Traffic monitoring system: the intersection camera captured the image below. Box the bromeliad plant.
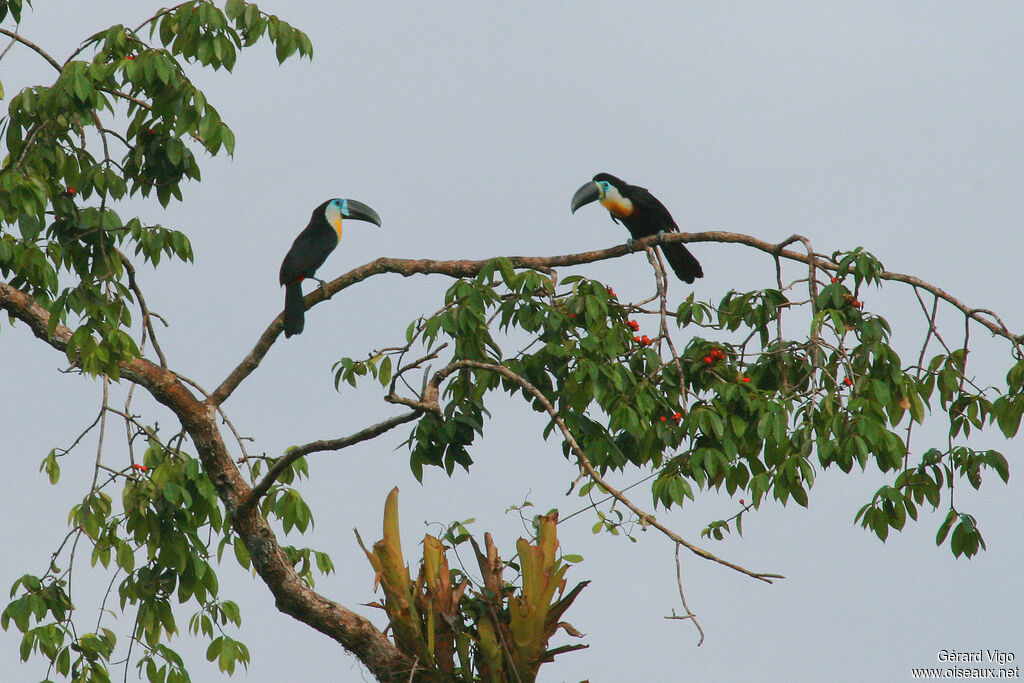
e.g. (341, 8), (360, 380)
(357, 488), (587, 682)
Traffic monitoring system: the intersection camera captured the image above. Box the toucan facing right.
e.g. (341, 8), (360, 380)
(279, 198), (381, 337)
(571, 173), (703, 283)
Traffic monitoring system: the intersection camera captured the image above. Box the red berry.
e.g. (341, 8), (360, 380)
(237, 457), (244, 463)
(740, 499), (745, 505)
(633, 335), (641, 343)
(672, 412), (682, 420)
(741, 377), (751, 383)
(606, 286), (616, 297)
(659, 416), (667, 422)
(568, 313), (576, 319)
(843, 376), (853, 387)
(140, 466), (148, 472)
(703, 356), (712, 364)
(641, 335), (651, 345)
(131, 464), (141, 470)
(830, 277), (838, 283)
(66, 186), (76, 195)
(125, 55), (135, 61)
(628, 320), (639, 331)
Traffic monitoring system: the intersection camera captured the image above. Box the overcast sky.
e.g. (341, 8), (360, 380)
(3, 2), (1023, 681)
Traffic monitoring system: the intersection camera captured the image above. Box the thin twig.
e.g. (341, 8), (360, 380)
(98, 87), (154, 111)
(559, 471), (659, 524)
(0, 34), (18, 61)
(664, 543), (705, 646)
(422, 360), (784, 583)
(116, 249), (167, 368)
(244, 411), (422, 509)
(0, 27), (62, 71)
(774, 253), (789, 389)
(644, 245), (688, 405)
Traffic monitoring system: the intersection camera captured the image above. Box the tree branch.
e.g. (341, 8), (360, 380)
(665, 543), (705, 646)
(0, 280), (433, 683)
(414, 358), (784, 584)
(244, 411), (421, 509)
(116, 249), (167, 368)
(0, 27), (63, 72)
(210, 231), (1023, 409)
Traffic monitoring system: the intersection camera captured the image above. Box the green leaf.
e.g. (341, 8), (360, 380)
(936, 509), (956, 545)
(39, 449), (60, 485)
(233, 536), (251, 569)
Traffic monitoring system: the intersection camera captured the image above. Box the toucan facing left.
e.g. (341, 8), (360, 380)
(571, 173), (703, 284)
(279, 198), (381, 337)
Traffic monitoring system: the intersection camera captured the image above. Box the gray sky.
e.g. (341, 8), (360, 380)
(3, 2), (1023, 681)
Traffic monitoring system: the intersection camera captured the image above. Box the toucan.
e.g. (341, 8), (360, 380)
(570, 173), (703, 283)
(279, 198), (381, 337)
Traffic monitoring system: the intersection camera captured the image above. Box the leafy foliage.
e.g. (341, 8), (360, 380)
(3, 3), (1022, 683)
(4, 418), (333, 682)
(0, 1), (311, 376)
(337, 253), (1020, 559)
(0, 3), (322, 681)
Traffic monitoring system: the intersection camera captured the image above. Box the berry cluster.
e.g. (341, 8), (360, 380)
(633, 334), (653, 346)
(131, 463), (148, 473)
(702, 348), (726, 365)
(658, 411), (683, 424)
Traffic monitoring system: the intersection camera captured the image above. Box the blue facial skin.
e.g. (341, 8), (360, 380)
(330, 198), (349, 217)
(597, 180), (611, 198)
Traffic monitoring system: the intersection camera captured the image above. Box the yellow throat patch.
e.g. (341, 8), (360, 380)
(600, 196), (634, 219)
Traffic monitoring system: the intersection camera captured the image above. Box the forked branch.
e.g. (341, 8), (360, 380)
(408, 358), (785, 584)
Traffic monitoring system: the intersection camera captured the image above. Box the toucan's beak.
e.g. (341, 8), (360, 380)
(344, 199), (381, 227)
(570, 181), (601, 213)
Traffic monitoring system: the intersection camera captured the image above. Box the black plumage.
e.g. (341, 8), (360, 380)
(279, 198), (380, 337)
(574, 173), (703, 284)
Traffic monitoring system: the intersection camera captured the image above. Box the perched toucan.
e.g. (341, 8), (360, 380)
(279, 198), (381, 337)
(570, 173), (703, 283)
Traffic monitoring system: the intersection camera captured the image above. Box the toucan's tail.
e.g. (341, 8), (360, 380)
(660, 242), (703, 284)
(283, 281), (305, 337)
